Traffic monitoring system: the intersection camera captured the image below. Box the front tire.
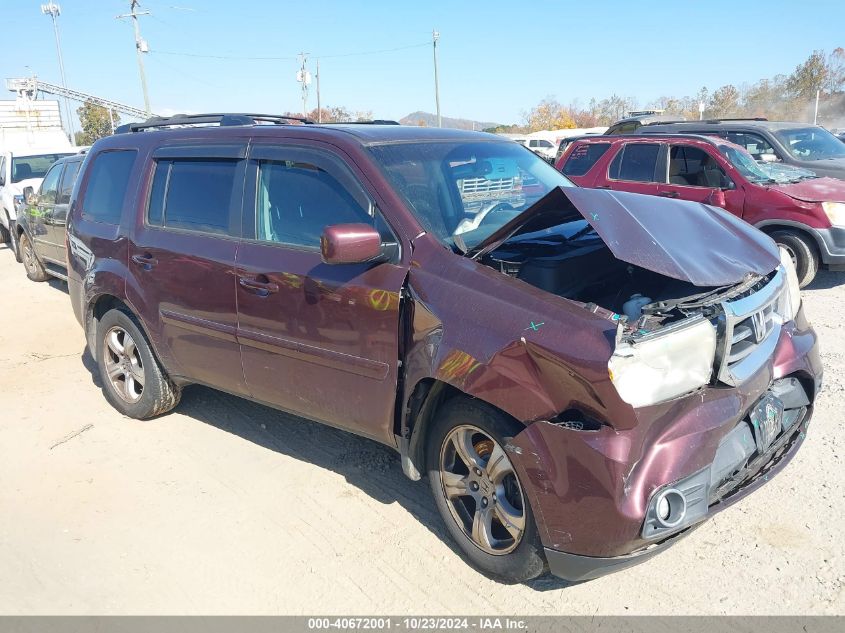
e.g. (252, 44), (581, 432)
(95, 308), (181, 419)
(20, 233), (50, 282)
(771, 230), (818, 288)
(426, 397), (547, 583)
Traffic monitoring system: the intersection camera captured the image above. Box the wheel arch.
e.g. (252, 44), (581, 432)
(85, 294), (172, 381)
(400, 377), (525, 481)
(755, 220), (822, 258)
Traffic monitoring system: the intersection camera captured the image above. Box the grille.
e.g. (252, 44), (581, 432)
(459, 176), (517, 196)
(717, 267), (786, 386)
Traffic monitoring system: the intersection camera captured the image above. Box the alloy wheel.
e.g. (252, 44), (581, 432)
(103, 326), (145, 403)
(438, 424), (526, 555)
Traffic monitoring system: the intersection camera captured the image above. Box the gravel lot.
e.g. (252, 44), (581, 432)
(0, 242), (842, 615)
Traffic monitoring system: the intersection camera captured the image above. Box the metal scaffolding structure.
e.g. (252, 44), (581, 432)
(6, 77), (154, 120)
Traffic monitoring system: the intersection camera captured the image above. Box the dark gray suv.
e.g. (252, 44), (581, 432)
(639, 119), (845, 180)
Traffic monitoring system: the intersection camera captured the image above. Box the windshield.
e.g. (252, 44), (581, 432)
(720, 144), (817, 184)
(10, 153), (73, 183)
(368, 140), (575, 250)
(774, 127), (845, 161)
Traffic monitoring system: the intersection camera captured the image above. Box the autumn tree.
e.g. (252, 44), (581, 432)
(786, 50), (828, 101)
(74, 100), (120, 145)
(707, 85), (741, 118)
(525, 98), (576, 132)
(305, 106), (374, 122)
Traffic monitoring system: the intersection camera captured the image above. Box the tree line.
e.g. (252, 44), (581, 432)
(490, 48), (845, 134)
(72, 47), (844, 144)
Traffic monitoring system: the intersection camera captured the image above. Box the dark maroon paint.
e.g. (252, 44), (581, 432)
(320, 223), (383, 264)
(65, 123), (822, 579)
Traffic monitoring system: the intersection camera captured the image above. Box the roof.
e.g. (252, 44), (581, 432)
(111, 113), (501, 146)
(643, 119), (821, 132)
(571, 132), (732, 147)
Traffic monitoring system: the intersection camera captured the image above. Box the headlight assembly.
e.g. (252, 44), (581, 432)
(779, 247), (801, 321)
(821, 201), (845, 226)
(608, 316), (717, 408)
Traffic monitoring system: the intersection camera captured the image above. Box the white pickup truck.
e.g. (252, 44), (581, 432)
(0, 99), (75, 249)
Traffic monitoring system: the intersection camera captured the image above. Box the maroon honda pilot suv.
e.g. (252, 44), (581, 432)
(66, 114), (822, 583)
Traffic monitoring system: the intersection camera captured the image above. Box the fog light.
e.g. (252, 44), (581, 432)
(657, 496), (670, 521)
(654, 489), (687, 528)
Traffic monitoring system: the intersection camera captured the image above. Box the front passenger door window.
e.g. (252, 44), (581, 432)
(32, 162), (63, 252)
(668, 145), (730, 188)
(255, 159), (387, 247)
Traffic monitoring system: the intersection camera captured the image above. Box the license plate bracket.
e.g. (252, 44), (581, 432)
(749, 393), (784, 453)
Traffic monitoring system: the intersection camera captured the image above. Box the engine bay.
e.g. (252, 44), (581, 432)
(484, 223), (770, 334)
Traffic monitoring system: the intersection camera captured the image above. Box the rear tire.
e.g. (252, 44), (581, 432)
(95, 308), (181, 419)
(771, 230), (818, 288)
(426, 397), (547, 583)
(20, 233), (50, 282)
(10, 227), (21, 263)
(0, 217), (9, 245)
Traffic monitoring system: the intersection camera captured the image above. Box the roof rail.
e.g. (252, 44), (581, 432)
(641, 119), (688, 127)
(116, 112), (314, 133)
(649, 117), (769, 126)
(322, 119), (400, 125)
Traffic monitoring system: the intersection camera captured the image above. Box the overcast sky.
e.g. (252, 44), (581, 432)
(2, 0), (843, 124)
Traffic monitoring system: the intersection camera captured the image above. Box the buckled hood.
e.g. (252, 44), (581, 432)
(467, 187), (781, 287)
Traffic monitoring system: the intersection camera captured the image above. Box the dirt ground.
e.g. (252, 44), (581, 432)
(0, 241), (842, 615)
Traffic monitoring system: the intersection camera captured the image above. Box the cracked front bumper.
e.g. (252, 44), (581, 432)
(507, 310), (821, 581)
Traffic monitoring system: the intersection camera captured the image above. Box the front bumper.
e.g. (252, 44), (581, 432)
(508, 311), (821, 581)
(542, 409), (810, 581)
(813, 226), (845, 267)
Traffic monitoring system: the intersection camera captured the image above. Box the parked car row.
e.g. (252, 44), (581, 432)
(1, 114), (822, 586)
(556, 128), (845, 287)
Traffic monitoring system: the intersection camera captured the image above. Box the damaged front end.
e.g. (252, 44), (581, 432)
(455, 187), (820, 580)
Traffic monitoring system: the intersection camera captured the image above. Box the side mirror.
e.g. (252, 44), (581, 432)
(706, 188), (727, 208)
(23, 186), (36, 205)
(759, 153), (780, 163)
(321, 223), (384, 265)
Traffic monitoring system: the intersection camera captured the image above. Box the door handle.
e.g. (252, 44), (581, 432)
(659, 191), (680, 198)
(131, 253), (158, 270)
(238, 276), (279, 296)
(595, 185), (611, 190)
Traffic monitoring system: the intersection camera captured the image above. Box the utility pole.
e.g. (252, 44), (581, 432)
(296, 52), (311, 118)
(41, 3), (75, 141)
(814, 89), (820, 125)
(432, 29), (441, 128)
(316, 59), (321, 123)
(117, 0), (151, 117)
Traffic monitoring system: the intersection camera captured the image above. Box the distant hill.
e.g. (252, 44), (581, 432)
(400, 111), (503, 131)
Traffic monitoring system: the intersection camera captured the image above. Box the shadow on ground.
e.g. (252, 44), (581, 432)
(806, 269), (845, 291)
(79, 347), (573, 591)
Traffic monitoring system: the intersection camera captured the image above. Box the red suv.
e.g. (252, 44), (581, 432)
(557, 134), (845, 287)
(66, 114), (821, 583)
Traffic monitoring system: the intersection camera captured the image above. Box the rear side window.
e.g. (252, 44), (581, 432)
(82, 151), (137, 223)
(562, 143), (611, 176)
(608, 143), (660, 182)
(147, 159), (238, 235)
(58, 160), (81, 204)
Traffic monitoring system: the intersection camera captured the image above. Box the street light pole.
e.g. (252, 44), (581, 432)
(432, 29), (441, 128)
(41, 3), (75, 141)
(117, 0), (151, 117)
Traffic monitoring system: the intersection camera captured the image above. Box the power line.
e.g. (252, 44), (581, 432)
(149, 41), (429, 62)
(116, 0), (152, 116)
